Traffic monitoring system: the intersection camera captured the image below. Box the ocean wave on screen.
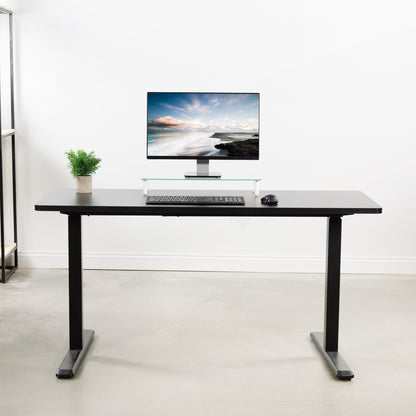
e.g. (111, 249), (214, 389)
(148, 132), (222, 157)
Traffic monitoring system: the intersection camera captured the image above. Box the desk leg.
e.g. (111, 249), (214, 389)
(310, 216), (354, 380)
(56, 214), (94, 379)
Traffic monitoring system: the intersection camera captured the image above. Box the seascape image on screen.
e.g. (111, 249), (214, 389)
(147, 93), (259, 159)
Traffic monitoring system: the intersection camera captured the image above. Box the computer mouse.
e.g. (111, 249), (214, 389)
(261, 194), (278, 206)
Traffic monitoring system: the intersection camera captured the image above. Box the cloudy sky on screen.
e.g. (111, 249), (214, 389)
(148, 93), (259, 132)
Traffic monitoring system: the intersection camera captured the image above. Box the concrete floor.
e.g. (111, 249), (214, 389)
(1, 269), (416, 416)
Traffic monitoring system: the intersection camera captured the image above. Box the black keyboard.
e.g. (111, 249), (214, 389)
(146, 195), (245, 205)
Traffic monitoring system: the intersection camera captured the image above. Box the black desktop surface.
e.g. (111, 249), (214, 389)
(35, 189), (382, 217)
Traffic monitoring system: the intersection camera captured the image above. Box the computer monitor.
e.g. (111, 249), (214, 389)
(147, 92), (259, 177)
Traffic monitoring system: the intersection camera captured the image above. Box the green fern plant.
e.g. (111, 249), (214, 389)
(65, 150), (101, 178)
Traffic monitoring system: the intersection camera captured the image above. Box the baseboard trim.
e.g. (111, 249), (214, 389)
(17, 251), (416, 275)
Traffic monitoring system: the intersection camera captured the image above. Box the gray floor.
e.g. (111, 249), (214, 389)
(1, 269), (416, 416)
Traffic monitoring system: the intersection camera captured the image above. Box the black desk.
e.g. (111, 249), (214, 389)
(35, 189), (382, 380)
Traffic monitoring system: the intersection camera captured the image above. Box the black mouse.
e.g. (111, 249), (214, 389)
(261, 194), (278, 206)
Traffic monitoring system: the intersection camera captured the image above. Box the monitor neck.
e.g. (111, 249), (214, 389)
(184, 160), (222, 178)
(196, 159), (209, 176)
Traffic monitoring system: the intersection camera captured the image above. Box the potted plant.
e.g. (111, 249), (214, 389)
(65, 149), (101, 193)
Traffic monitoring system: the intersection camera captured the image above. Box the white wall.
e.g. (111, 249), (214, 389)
(3, 0), (416, 274)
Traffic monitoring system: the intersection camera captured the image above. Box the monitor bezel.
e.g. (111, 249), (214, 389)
(146, 92), (260, 160)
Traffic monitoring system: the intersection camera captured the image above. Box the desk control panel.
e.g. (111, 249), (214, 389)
(146, 195), (245, 206)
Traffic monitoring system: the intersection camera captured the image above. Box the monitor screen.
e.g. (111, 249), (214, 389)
(147, 92), (259, 159)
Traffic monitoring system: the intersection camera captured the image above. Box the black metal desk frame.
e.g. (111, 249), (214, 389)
(35, 189), (382, 380)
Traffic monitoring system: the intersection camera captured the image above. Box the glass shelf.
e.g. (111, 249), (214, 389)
(141, 178), (261, 196)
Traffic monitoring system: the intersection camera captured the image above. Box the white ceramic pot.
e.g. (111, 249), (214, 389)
(76, 175), (92, 193)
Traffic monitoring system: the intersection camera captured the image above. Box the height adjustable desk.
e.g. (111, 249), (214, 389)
(35, 189), (382, 380)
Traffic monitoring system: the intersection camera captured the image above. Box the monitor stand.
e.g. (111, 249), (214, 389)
(184, 160), (221, 178)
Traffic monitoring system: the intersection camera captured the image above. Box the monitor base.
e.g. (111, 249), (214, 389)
(184, 172), (222, 178)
